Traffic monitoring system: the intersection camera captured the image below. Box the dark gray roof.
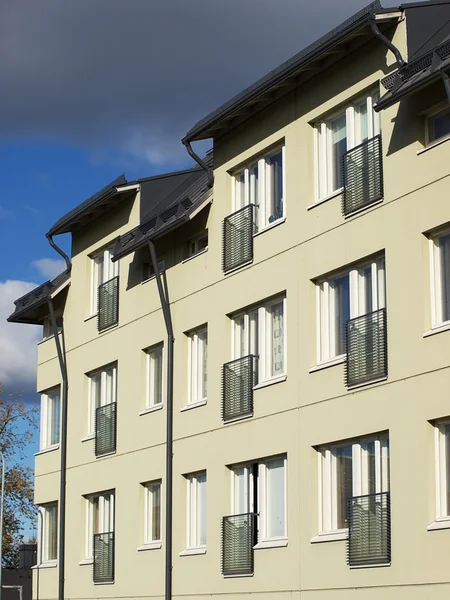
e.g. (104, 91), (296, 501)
(376, 35), (450, 110)
(183, 1), (395, 142)
(112, 153), (213, 261)
(47, 174), (127, 236)
(8, 270), (71, 325)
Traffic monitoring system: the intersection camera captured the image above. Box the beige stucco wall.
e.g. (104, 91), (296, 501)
(32, 15), (450, 600)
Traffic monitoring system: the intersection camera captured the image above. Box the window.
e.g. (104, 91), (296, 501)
(143, 481), (162, 545)
(233, 296), (286, 383)
(142, 258), (164, 283)
(39, 502), (58, 563)
(40, 387), (60, 450)
(187, 326), (208, 405)
(85, 491), (115, 560)
(91, 248), (119, 315)
(317, 257), (385, 363)
(434, 419), (450, 520)
(427, 105), (450, 145)
(186, 472), (206, 549)
(186, 232), (208, 259)
(430, 230), (450, 327)
(231, 455), (287, 543)
(43, 314), (62, 340)
(315, 91), (380, 200)
(145, 345), (163, 408)
(318, 433), (389, 534)
(87, 364), (117, 436)
(233, 146), (285, 231)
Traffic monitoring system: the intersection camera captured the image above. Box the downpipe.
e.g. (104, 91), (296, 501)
(47, 300), (68, 600)
(147, 241), (174, 600)
(182, 140), (214, 188)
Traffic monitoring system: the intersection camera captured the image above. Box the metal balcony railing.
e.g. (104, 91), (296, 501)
(93, 531), (114, 583)
(222, 355), (258, 422)
(347, 492), (391, 567)
(98, 276), (119, 332)
(222, 204), (255, 273)
(222, 513), (256, 576)
(95, 402), (117, 457)
(345, 308), (387, 388)
(342, 135), (383, 216)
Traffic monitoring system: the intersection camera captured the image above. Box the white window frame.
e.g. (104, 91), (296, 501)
(90, 247), (119, 315)
(232, 145), (286, 232)
(316, 257), (385, 364)
(187, 326), (208, 405)
(145, 344), (164, 409)
(425, 103), (450, 146)
(40, 387), (61, 450)
(85, 491), (115, 560)
(143, 480), (162, 545)
(429, 229), (450, 328)
(87, 363), (117, 437)
(186, 471), (207, 550)
(318, 433), (389, 535)
(314, 90), (380, 202)
(38, 502), (58, 564)
(42, 311), (62, 340)
(232, 295), (287, 384)
(230, 455), (287, 545)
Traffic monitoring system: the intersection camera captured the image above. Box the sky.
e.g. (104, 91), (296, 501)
(0, 0), (375, 474)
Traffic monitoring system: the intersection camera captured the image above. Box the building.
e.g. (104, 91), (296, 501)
(8, 1), (450, 599)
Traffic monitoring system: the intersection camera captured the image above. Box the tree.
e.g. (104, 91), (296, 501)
(0, 388), (38, 566)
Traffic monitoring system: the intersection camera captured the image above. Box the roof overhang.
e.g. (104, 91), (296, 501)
(376, 38), (450, 110)
(183, 2), (401, 143)
(46, 175), (138, 236)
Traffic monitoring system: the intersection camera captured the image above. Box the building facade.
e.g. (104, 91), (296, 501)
(9, 1), (450, 599)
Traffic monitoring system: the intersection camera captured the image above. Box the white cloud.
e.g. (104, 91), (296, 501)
(0, 280), (41, 394)
(32, 258), (65, 280)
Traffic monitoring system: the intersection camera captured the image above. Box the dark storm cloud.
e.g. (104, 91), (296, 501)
(0, 0), (372, 167)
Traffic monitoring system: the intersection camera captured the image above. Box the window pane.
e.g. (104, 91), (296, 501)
(331, 114), (347, 191)
(363, 266), (373, 315)
(197, 473), (207, 546)
(199, 329), (208, 399)
(104, 368), (114, 405)
(332, 275), (350, 356)
(49, 391), (60, 446)
(266, 459), (285, 538)
(47, 504), (58, 561)
(267, 152), (283, 222)
(439, 234), (450, 321)
(366, 440), (376, 495)
(335, 445), (352, 529)
(149, 346), (163, 406)
(270, 301), (284, 376)
(234, 316), (245, 358)
(151, 484), (161, 541)
(432, 109), (450, 141)
(357, 101), (368, 143)
(234, 467), (246, 514)
(236, 172), (246, 209)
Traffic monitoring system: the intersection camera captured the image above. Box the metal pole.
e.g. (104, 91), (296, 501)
(0, 450), (6, 600)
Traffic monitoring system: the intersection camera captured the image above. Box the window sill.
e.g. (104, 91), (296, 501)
(253, 217), (286, 237)
(137, 542), (162, 551)
(179, 547), (206, 556)
(417, 134), (450, 155)
(182, 248), (208, 264)
(307, 188), (343, 210)
(94, 581), (115, 585)
(347, 376), (387, 391)
(343, 198), (383, 219)
(81, 435), (94, 443)
(34, 561), (57, 569)
(423, 321), (450, 338)
(309, 355), (346, 373)
(180, 400), (207, 412)
(254, 538), (288, 549)
(35, 444), (59, 456)
(37, 334), (61, 346)
(84, 313), (97, 323)
(427, 519), (450, 531)
(224, 573), (254, 579)
(139, 404), (163, 416)
(253, 374), (286, 390)
(96, 451), (116, 459)
(79, 558), (93, 566)
(311, 530), (348, 543)
(350, 562), (391, 569)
